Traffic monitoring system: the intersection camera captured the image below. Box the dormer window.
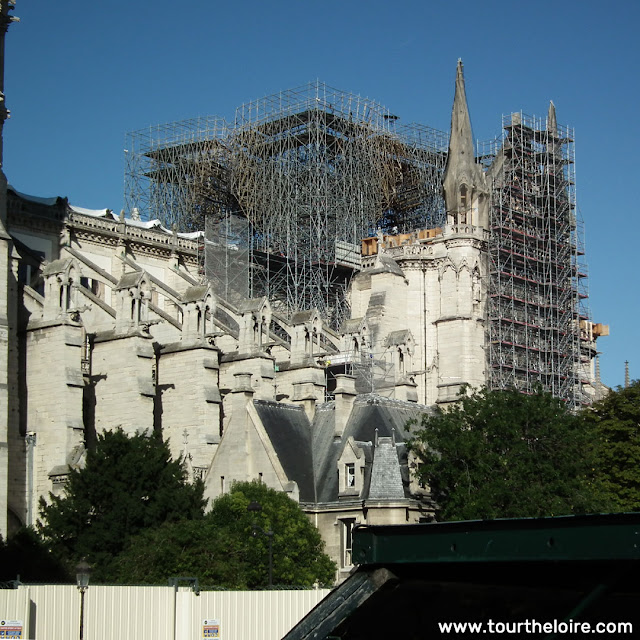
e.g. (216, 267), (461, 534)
(338, 437), (364, 497)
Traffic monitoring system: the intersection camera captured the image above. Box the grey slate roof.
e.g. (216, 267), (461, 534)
(251, 393), (430, 506)
(253, 400), (316, 502)
(314, 394), (426, 503)
(368, 437), (405, 500)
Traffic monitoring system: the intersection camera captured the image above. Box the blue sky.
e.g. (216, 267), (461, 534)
(3, 0), (638, 389)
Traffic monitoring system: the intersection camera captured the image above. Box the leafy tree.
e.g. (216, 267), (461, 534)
(408, 387), (608, 521)
(38, 429), (205, 581)
(109, 519), (248, 587)
(585, 380), (640, 511)
(112, 481), (336, 588)
(0, 527), (70, 583)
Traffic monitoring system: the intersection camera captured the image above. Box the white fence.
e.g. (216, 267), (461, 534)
(0, 584), (330, 640)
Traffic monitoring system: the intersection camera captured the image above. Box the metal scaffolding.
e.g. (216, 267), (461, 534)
(124, 116), (230, 231)
(124, 82), (447, 326)
(480, 111), (589, 407)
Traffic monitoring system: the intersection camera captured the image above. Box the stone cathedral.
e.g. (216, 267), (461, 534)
(0, 54), (607, 578)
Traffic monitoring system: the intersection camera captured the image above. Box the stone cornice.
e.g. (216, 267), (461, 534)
(8, 194), (201, 264)
(67, 211), (200, 260)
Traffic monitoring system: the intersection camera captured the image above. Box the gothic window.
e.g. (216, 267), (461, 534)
(460, 184), (468, 223)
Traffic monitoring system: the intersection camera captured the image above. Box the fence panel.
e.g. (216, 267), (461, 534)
(175, 589), (330, 640)
(1, 585), (329, 640)
(0, 587), (30, 638)
(89, 586), (175, 640)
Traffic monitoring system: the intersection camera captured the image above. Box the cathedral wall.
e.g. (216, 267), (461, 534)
(381, 228), (487, 405)
(219, 356), (277, 402)
(92, 334), (155, 436)
(24, 323), (85, 516)
(0, 236), (12, 536)
(272, 366), (324, 404)
(158, 345), (221, 471)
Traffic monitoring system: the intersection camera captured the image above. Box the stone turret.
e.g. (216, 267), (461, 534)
(114, 270), (153, 334)
(442, 60), (489, 229)
(42, 258), (80, 321)
(181, 283), (216, 343)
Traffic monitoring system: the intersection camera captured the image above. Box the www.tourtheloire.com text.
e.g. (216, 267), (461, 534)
(437, 619), (632, 635)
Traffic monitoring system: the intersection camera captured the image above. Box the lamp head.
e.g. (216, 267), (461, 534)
(76, 559), (92, 590)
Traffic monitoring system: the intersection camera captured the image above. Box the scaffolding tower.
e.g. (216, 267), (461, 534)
(482, 112), (589, 407)
(124, 82), (447, 326)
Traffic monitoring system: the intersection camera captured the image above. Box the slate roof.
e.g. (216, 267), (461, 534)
(253, 400), (316, 502)
(251, 393), (429, 506)
(368, 437), (405, 500)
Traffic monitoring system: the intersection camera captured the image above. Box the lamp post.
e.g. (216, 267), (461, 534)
(247, 501), (274, 587)
(76, 559), (91, 640)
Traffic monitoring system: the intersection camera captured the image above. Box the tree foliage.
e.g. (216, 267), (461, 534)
(112, 481), (336, 588)
(408, 387), (607, 521)
(586, 380), (640, 511)
(38, 429), (205, 581)
(0, 527), (70, 583)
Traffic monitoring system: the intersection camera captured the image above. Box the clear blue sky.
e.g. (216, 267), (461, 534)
(3, 0), (638, 389)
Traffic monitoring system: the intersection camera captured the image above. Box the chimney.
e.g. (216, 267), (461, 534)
(334, 374), (357, 437)
(292, 380), (323, 422)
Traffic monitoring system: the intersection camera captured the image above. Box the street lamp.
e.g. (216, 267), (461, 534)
(247, 501), (274, 587)
(76, 559), (91, 640)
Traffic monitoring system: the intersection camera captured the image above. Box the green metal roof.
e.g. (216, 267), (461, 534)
(352, 512), (640, 566)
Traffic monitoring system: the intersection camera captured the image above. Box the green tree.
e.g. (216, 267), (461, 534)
(0, 527), (70, 583)
(408, 387), (607, 521)
(112, 481), (336, 588)
(586, 380), (640, 511)
(38, 429), (205, 581)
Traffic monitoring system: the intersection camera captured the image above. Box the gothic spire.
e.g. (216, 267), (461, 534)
(449, 59), (476, 166)
(442, 60), (488, 228)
